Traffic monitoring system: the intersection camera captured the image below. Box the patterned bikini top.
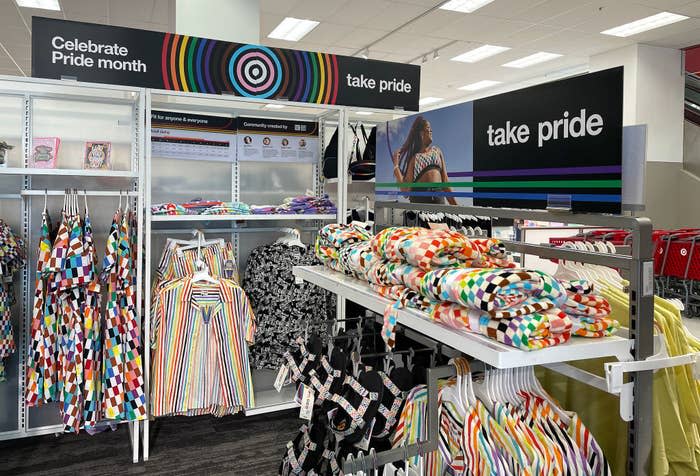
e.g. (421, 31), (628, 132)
(412, 146), (443, 180)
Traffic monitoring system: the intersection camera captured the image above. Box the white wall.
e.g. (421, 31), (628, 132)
(176, 0), (260, 44)
(589, 44), (638, 126)
(635, 45), (684, 163)
(590, 44), (683, 163)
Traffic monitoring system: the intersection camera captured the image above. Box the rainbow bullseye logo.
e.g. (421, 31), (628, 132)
(228, 45), (282, 99)
(161, 34), (339, 104)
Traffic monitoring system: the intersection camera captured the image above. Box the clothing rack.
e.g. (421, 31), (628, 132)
(0, 76), (145, 464)
(295, 200), (664, 476)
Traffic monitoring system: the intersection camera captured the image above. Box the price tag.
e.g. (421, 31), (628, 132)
(274, 364), (289, 393)
(299, 384), (315, 420)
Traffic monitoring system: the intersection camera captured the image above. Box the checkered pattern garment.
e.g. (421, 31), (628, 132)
(116, 210), (146, 421)
(559, 280), (619, 338)
(26, 211), (52, 403)
(101, 208), (147, 421)
(0, 286), (14, 382)
(81, 210), (102, 429)
(0, 220), (25, 382)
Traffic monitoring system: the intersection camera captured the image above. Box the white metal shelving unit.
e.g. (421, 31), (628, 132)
(0, 75), (145, 464)
(142, 89), (354, 462)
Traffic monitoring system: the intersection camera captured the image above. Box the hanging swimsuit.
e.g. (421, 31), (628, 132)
(409, 146), (445, 205)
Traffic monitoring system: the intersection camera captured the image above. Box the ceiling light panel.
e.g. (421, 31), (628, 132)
(264, 104), (286, 109)
(458, 80), (502, 91)
(419, 97), (444, 106)
(601, 12), (689, 37)
(502, 52), (562, 68)
(451, 45), (510, 63)
(356, 111), (374, 115)
(268, 17), (320, 42)
(15, 0), (60, 10)
(440, 0), (495, 13)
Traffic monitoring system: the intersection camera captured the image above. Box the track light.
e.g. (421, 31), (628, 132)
(360, 48), (369, 60)
(422, 55), (428, 64)
(433, 50), (440, 60)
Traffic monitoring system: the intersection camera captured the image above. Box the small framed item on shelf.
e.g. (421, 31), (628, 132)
(30, 137), (60, 169)
(0, 141), (14, 168)
(83, 141), (112, 170)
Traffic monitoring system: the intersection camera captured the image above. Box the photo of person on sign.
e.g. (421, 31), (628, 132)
(391, 115), (458, 205)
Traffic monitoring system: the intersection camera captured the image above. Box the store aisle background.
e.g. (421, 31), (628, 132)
(0, 410), (301, 475)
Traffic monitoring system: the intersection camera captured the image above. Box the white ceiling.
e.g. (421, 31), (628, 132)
(1, 0), (699, 105)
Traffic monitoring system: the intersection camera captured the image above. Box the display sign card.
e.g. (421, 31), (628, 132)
(237, 117), (319, 163)
(31, 17), (420, 111)
(375, 67), (623, 214)
(151, 110), (236, 162)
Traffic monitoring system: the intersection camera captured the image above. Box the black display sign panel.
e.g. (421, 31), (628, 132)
(472, 67), (623, 213)
(237, 117), (319, 136)
(375, 68), (623, 214)
(32, 17), (420, 111)
(151, 111), (237, 132)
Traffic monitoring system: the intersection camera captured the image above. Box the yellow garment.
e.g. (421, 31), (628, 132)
(539, 284), (700, 476)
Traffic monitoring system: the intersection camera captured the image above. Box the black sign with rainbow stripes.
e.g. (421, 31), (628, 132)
(31, 17), (420, 111)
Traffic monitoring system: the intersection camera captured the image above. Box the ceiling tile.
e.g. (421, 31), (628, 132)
(432, 14), (534, 43)
(61, 0), (109, 21)
(632, 0), (695, 8)
(364, 1), (429, 31)
(477, 0), (548, 19)
(674, 1), (700, 16)
(551, 2), (662, 33)
(260, 0), (304, 15)
(517, 0), (594, 24)
(303, 22), (356, 44)
(335, 27), (389, 49)
(290, 0), (347, 22)
(503, 24), (563, 46)
(399, 9), (458, 36)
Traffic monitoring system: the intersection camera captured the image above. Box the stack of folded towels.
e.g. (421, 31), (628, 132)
(315, 224), (619, 351)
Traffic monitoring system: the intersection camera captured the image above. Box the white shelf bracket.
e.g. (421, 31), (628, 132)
(605, 340), (700, 421)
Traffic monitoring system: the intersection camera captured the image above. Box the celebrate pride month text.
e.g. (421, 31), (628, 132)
(486, 108), (605, 148)
(50, 36), (147, 72)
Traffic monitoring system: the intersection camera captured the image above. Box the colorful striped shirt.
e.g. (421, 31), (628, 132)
(151, 276), (256, 417)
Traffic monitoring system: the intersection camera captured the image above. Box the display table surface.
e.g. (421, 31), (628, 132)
(293, 265), (634, 369)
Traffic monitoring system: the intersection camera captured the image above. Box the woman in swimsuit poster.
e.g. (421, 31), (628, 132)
(391, 115), (458, 205)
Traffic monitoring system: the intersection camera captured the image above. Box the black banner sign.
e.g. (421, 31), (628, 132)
(376, 68), (624, 214)
(237, 117), (318, 136)
(472, 67), (623, 213)
(32, 17), (420, 111)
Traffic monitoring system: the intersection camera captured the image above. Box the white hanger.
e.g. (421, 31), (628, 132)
(276, 227), (306, 249)
(191, 260), (218, 284)
(176, 229), (224, 252)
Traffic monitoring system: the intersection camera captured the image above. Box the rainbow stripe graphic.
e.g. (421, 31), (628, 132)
(161, 34), (340, 104)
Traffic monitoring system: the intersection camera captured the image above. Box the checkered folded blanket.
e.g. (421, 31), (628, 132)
(314, 224), (617, 350)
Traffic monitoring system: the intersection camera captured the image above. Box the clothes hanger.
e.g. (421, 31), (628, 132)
(191, 261), (218, 284)
(275, 227), (306, 249)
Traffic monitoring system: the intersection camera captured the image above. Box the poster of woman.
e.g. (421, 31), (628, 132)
(376, 102), (473, 206)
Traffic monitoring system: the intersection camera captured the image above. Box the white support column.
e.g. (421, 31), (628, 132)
(590, 44), (685, 228)
(176, 0), (260, 43)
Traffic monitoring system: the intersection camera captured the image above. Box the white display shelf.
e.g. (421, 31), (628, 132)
(244, 385), (299, 416)
(0, 167), (138, 178)
(150, 213), (336, 222)
(293, 265), (634, 369)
